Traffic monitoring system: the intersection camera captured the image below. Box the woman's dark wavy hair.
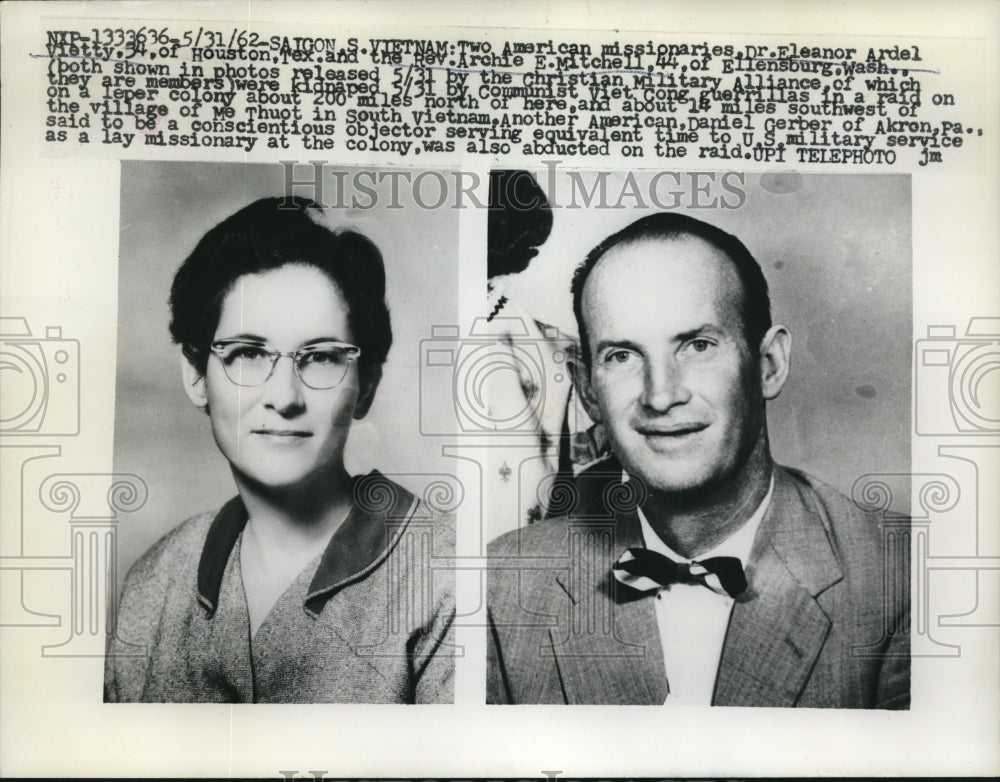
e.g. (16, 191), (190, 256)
(169, 196), (392, 386)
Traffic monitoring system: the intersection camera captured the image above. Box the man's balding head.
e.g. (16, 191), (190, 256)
(571, 213), (771, 369)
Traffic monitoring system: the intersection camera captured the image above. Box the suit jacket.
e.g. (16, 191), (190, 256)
(487, 462), (909, 707)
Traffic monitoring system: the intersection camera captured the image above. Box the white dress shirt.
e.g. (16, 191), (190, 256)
(635, 476), (773, 705)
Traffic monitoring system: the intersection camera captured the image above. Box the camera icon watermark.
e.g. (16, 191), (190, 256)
(915, 317), (1000, 436)
(419, 317), (574, 436)
(0, 317), (80, 436)
(347, 471), (459, 661)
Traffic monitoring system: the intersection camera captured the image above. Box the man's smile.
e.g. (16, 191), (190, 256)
(635, 422), (709, 437)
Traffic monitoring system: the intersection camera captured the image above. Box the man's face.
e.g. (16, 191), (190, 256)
(187, 263), (369, 493)
(580, 237), (767, 497)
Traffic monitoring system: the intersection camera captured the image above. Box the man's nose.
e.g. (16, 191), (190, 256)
(640, 358), (689, 412)
(261, 355), (306, 414)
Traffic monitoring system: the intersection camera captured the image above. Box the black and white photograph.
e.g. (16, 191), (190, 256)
(1, 0), (997, 777)
(107, 162), (459, 703)
(485, 169), (911, 707)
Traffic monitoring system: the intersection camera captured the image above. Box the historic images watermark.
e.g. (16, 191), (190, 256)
(279, 160), (747, 211)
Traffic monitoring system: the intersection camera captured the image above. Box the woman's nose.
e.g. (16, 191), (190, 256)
(260, 354), (306, 414)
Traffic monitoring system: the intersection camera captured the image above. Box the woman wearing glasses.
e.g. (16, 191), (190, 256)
(105, 196), (454, 703)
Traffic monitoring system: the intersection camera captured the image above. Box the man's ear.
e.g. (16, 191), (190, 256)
(758, 325), (791, 401)
(573, 356), (604, 424)
(180, 353), (209, 411)
(353, 365), (382, 420)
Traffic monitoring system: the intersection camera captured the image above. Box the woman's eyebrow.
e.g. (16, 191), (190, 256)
(301, 336), (351, 347)
(214, 333), (267, 343)
(214, 334), (351, 346)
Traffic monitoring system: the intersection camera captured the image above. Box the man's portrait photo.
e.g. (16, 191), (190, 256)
(487, 171), (911, 708)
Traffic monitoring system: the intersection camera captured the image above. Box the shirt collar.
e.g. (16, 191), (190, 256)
(632, 471), (774, 566)
(196, 471), (418, 618)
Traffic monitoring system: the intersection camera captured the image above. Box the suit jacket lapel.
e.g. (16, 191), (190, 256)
(548, 500), (668, 705)
(714, 466), (844, 707)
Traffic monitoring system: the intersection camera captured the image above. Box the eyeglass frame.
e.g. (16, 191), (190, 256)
(209, 338), (362, 390)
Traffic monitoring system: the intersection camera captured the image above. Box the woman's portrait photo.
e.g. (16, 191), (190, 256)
(105, 163), (459, 703)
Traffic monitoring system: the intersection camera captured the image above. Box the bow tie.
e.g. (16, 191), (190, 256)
(613, 547), (748, 599)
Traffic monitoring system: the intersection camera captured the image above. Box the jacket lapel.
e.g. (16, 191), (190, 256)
(714, 467), (843, 707)
(548, 501), (668, 705)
